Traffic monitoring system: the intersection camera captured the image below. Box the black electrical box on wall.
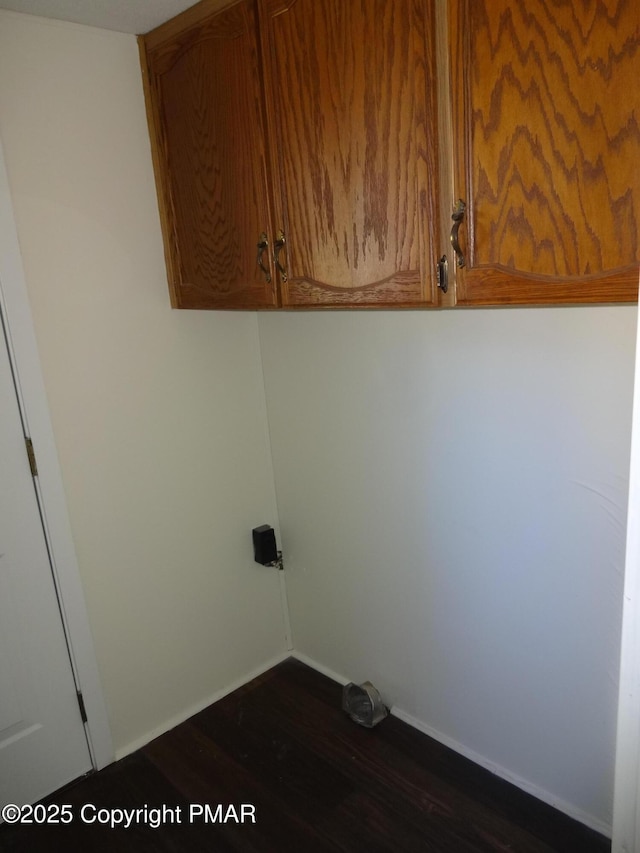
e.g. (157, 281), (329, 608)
(252, 525), (278, 565)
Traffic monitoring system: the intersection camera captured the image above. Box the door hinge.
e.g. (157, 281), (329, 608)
(77, 691), (88, 724)
(25, 437), (38, 477)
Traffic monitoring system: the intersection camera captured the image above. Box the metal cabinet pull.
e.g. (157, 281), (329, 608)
(257, 232), (271, 283)
(437, 255), (448, 292)
(274, 229), (288, 282)
(450, 199), (466, 268)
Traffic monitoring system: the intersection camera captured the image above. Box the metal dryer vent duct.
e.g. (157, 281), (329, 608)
(342, 681), (388, 728)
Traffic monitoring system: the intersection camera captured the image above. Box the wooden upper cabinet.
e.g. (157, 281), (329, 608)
(140, 0), (638, 310)
(258, 0), (440, 307)
(450, 0), (640, 305)
(139, 0), (277, 309)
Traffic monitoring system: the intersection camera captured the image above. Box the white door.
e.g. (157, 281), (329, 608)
(0, 313), (93, 808)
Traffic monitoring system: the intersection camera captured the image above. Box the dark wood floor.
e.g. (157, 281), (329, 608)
(1, 658), (610, 852)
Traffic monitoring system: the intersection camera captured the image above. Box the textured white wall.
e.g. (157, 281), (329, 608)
(259, 306), (636, 831)
(0, 10), (287, 755)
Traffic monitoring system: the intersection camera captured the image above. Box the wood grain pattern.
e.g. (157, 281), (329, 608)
(0, 659), (611, 852)
(451, 0), (640, 305)
(141, 0), (277, 309)
(260, 0), (440, 307)
(435, 0), (457, 308)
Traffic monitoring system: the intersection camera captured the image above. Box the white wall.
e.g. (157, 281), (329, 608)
(0, 10), (287, 755)
(259, 306), (636, 832)
(613, 287), (640, 852)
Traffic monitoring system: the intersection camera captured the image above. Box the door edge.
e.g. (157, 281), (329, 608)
(0, 135), (113, 772)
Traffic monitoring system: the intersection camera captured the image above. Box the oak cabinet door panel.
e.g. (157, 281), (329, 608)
(451, 0), (640, 304)
(260, 0), (440, 307)
(142, 1), (276, 309)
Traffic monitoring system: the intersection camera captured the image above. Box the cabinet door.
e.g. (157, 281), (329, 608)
(260, 0), (440, 307)
(450, 0), (640, 305)
(140, 0), (276, 309)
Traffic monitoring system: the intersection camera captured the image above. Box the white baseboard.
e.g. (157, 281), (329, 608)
(390, 705), (612, 840)
(291, 651), (612, 840)
(291, 650), (351, 685)
(113, 648), (612, 839)
(114, 650), (291, 761)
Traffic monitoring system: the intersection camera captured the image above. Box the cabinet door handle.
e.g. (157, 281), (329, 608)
(257, 232), (271, 283)
(274, 229), (288, 282)
(437, 255), (448, 292)
(450, 199), (466, 268)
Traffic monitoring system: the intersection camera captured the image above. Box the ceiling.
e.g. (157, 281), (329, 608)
(0, 0), (200, 34)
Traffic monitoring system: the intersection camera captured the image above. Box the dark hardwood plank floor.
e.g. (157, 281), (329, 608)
(1, 658), (610, 852)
